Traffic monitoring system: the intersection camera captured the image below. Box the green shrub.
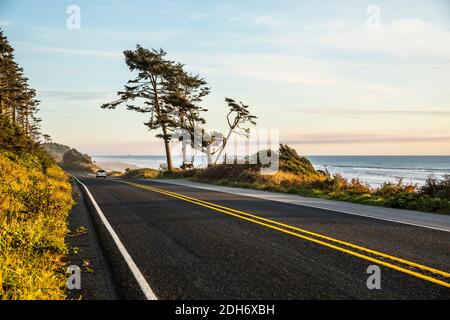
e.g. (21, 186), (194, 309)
(278, 144), (317, 176)
(375, 178), (417, 198)
(195, 164), (260, 181)
(420, 175), (450, 199)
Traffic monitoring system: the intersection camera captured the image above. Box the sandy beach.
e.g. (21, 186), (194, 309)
(94, 161), (138, 172)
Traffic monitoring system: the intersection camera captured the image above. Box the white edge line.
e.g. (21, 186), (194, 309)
(74, 176), (158, 300)
(150, 179), (450, 233)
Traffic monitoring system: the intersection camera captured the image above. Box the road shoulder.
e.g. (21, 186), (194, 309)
(66, 179), (119, 300)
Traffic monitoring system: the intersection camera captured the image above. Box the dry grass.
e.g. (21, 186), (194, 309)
(111, 162), (449, 214)
(121, 168), (162, 179)
(191, 165), (450, 214)
(0, 152), (74, 300)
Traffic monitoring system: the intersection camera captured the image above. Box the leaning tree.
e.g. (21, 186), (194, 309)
(212, 98), (257, 164)
(101, 46), (181, 172)
(164, 68), (210, 167)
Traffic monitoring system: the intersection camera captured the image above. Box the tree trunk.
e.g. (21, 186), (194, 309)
(181, 138), (187, 168)
(25, 111), (29, 135)
(214, 129), (233, 164)
(162, 124), (173, 172)
(12, 105), (16, 125)
(206, 145), (213, 166)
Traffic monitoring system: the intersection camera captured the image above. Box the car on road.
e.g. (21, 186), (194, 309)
(96, 169), (107, 178)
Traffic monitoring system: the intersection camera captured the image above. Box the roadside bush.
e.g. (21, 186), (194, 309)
(375, 178), (417, 198)
(332, 173), (348, 193)
(107, 171), (123, 177)
(383, 192), (449, 213)
(420, 175), (450, 199)
(0, 151), (73, 300)
(121, 168), (162, 179)
(189, 160), (449, 214)
(162, 169), (200, 178)
(347, 178), (372, 195)
(195, 164), (260, 181)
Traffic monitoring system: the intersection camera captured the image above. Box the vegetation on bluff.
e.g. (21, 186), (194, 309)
(0, 116), (74, 299)
(0, 29), (73, 300)
(42, 142), (100, 173)
(119, 144), (450, 214)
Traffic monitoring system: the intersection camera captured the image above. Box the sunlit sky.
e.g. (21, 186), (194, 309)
(1, 0), (449, 155)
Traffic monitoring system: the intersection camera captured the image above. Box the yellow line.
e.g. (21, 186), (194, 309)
(116, 180), (450, 288)
(123, 180), (450, 279)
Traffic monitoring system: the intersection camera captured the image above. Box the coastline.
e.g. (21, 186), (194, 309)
(94, 161), (138, 172)
(92, 155), (450, 187)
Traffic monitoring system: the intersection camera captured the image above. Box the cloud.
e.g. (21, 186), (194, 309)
(12, 26), (187, 59)
(289, 107), (450, 117)
(273, 19), (450, 61)
(189, 52), (406, 95)
(229, 14), (289, 27)
(12, 41), (121, 59)
(285, 133), (450, 145)
(0, 20), (10, 27)
(39, 90), (114, 103)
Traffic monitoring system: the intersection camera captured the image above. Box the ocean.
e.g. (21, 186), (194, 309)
(92, 155), (450, 187)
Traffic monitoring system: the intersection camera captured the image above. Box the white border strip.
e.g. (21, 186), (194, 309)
(151, 179), (450, 233)
(74, 177), (158, 300)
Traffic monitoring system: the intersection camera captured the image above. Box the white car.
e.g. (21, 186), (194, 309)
(96, 169), (107, 178)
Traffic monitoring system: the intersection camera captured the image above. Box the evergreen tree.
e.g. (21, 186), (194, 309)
(212, 98), (257, 164)
(102, 46), (183, 172)
(0, 29), (41, 140)
(165, 68), (210, 167)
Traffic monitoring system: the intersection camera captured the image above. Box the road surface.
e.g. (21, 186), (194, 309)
(73, 174), (450, 299)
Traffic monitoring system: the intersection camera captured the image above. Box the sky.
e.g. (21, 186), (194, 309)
(1, 0), (449, 155)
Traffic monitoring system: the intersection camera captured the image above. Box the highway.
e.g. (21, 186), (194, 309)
(73, 174), (450, 299)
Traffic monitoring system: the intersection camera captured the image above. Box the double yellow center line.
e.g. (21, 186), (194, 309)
(117, 179), (450, 289)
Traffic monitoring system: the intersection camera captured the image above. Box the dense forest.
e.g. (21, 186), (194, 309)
(0, 30), (42, 141)
(0, 29), (73, 299)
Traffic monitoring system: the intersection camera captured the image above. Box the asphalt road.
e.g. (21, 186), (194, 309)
(74, 174), (450, 299)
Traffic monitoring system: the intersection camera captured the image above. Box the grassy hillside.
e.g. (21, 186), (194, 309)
(43, 142), (100, 173)
(119, 144), (450, 214)
(42, 142), (70, 163)
(0, 115), (74, 299)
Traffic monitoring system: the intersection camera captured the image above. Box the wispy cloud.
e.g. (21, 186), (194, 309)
(39, 90), (114, 103)
(289, 107), (450, 117)
(0, 20), (10, 27)
(285, 133), (450, 145)
(12, 41), (121, 59)
(270, 19), (450, 61)
(229, 14), (289, 27)
(190, 53), (406, 95)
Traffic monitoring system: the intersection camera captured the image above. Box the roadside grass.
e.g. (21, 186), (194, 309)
(193, 169), (450, 214)
(0, 151), (74, 300)
(121, 168), (161, 179)
(115, 165), (450, 214)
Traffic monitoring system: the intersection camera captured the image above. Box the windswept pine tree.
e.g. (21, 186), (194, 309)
(0, 29), (41, 141)
(102, 46), (181, 171)
(211, 98), (257, 164)
(101, 45), (210, 172)
(165, 68), (210, 167)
